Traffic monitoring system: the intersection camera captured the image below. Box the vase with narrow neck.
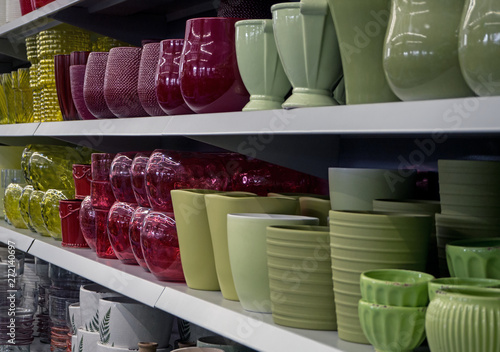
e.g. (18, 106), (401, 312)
(383, 0), (475, 101)
(459, 0), (500, 96)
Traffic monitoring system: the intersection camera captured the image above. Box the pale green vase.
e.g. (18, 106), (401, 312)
(327, 0), (399, 104)
(383, 0), (475, 101)
(235, 20), (291, 111)
(459, 0), (500, 96)
(272, 0), (342, 108)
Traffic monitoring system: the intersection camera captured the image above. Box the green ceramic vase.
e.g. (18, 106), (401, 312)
(383, 0), (475, 101)
(235, 20), (291, 111)
(459, 0), (500, 96)
(426, 287), (500, 352)
(428, 277), (500, 301)
(327, 0), (400, 104)
(446, 238), (500, 279)
(272, 0), (342, 108)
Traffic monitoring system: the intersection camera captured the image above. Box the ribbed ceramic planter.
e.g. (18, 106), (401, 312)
(438, 159), (500, 184)
(266, 225), (336, 330)
(204, 193), (298, 301)
(298, 196), (331, 226)
(426, 287), (500, 352)
(446, 238), (500, 279)
(330, 210), (432, 344)
(227, 214), (318, 313)
(428, 277), (500, 301)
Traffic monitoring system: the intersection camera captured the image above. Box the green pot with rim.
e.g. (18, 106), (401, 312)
(428, 277), (500, 301)
(446, 238), (500, 279)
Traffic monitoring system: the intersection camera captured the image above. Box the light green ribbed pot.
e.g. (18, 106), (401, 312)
(446, 238), (500, 279)
(428, 277), (500, 301)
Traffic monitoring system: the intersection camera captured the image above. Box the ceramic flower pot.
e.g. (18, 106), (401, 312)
(68, 302), (81, 335)
(298, 196), (331, 226)
(129, 207), (152, 272)
(266, 225), (336, 330)
(227, 214), (318, 313)
(107, 201), (139, 265)
(79, 284), (118, 333)
(60, 199), (88, 248)
(327, 0), (400, 104)
(77, 328), (100, 352)
(272, 0), (342, 108)
(72, 164), (91, 200)
(426, 287), (500, 352)
(98, 296), (173, 348)
(204, 193), (297, 300)
(179, 17), (250, 114)
(235, 19), (291, 111)
(171, 189), (222, 291)
(446, 238), (500, 279)
(458, 0), (500, 96)
(383, 0), (475, 101)
(428, 277), (500, 301)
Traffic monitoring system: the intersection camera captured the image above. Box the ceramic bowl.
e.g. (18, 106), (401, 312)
(91, 180), (116, 209)
(72, 164), (91, 199)
(427, 277), (500, 301)
(130, 152), (152, 207)
(360, 269), (434, 307)
(129, 206), (152, 271)
(79, 196), (96, 250)
(79, 284), (119, 333)
(446, 238), (500, 279)
(358, 299), (427, 352)
(107, 201), (139, 265)
(60, 199), (88, 248)
(98, 296), (173, 348)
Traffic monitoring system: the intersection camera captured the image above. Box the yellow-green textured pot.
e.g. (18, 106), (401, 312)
(4, 183), (27, 229)
(446, 238), (500, 279)
(41, 189), (73, 240)
(19, 185), (35, 232)
(29, 190), (49, 236)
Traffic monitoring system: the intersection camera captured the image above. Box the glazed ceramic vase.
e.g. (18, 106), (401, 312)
(235, 19), (291, 111)
(426, 287), (500, 352)
(446, 238), (500, 279)
(227, 214), (318, 313)
(428, 277), (500, 301)
(204, 193), (298, 301)
(459, 0), (500, 96)
(328, 0), (399, 104)
(272, 0), (342, 108)
(383, 0), (475, 101)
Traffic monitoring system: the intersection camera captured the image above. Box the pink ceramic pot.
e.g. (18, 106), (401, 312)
(107, 201), (138, 265)
(129, 206), (152, 271)
(179, 17), (249, 113)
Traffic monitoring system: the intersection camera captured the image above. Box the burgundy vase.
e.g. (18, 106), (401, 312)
(130, 152), (152, 207)
(59, 199), (88, 248)
(83, 52), (116, 119)
(138, 43), (164, 116)
(107, 201), (138, 265)
(79, 196), (96, 250)
(129, 206), (152, 271)
(54, 55), (79, 120)
(109, 152), (137, 203)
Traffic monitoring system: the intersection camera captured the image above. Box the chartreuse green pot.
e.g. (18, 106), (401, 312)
(327, 0), (399, 104)
(19, 185), (35, 232)
(4, 183), (27, 229)
(227, 214), (318, 313)
(459, 0), (500, 96)
(42, 189), (74, 240)
(428, 277), (500, 301)
(358, 300), (427, 352)
(383, 0), (474, 101)
(299, 196), (331, 226)
(266, 225), (336, 330)
(204, 193), (298, 301)
(171, 189), (223, 291)
(426, 287), (500, 352)
(235, 19), (291, 111)
(271, 0), (342, 108)
(446, 238), (500, 279)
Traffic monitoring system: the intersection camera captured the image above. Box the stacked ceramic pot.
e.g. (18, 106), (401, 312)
(436, 159), (500, 276)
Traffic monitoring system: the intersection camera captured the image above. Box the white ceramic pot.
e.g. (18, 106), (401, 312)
(68, 302), (81, 335)
(98, 296), (174, 348)
(77, 328), (100, 352)
(96, 342), (171, 352)
(80, 284), (120, 332)
(71, 334), (77, 352)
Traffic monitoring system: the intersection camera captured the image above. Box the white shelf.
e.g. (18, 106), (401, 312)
(0, 221), (381, 352)
(0, 122), (39, 137)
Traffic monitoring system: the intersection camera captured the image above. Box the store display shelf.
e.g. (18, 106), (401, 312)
(0, 222), (378, 352)
(0, 122), (39, 137)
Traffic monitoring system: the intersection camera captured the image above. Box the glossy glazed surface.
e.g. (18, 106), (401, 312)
(107, 201), (139, 265)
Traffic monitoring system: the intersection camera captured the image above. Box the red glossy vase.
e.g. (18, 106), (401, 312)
(79, 196), (96, 250)
(107, 201), (138, 265)
(59, 199), (88, 248)
(140, 211), (184, 282)
(155, 39), (193, 115)
(55, 55), (79, 121)
(129, 207), (151, 271)
(130, 152), (152, 207)
(95, 208), (117, 259)
(179, 17), (250, 114)
(72, 164), (91, 199)
(109, 152), (137, 203)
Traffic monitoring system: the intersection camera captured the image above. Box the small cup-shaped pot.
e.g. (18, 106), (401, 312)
(235, 19), (291, 111)
(428, 277), (500, 301)
(60, 199), (88, 248)
(171, 189), (222, 291)
(204, 193), (298, 301)
(109, 152), (137, 203)
(155, 39), (193, 115)
(29, 190), (50, 236)
(129, 206), (151, 271)
(137, 42), (164, 116)
(91, 153), (116, 181)
(95, 208), (117, 259)
(358, 300), (427, 352)
(104, 47), (148, 118)
(141, 211), (185, 282)
(91, 180), (116, 209)
(72, 164), (91, 200)
(4, 183), (27, 229)
(54, 54), (79, 120)
(107, 201), (139, 265)
(42, 189), (72, 240)
(19, 185), (35, 231)
(83, 52), (116, 119)
(383, 0), (474, 101)
(446, 238), (500, 279)
(426, 287), (500, 352)
(227, 213), (319, 313)
(272, 1), (342, 108)
(360, 269), (434, 307)
(70, 64), (98, 120)
(179, 17), (250, 114)
(130, 152), (152, 207)
(79, 196), (96, 250)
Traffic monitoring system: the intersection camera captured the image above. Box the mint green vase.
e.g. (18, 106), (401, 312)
(459, 0), (500, 96)
(383, 0), (475, 101)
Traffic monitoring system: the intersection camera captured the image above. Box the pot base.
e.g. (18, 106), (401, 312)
(282, 88), (337, 109)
